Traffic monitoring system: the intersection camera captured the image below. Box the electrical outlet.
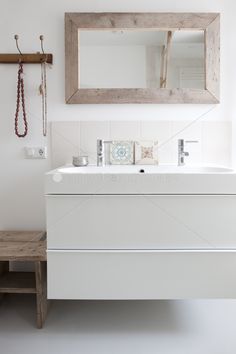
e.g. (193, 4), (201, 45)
(24, 147), (47, 159)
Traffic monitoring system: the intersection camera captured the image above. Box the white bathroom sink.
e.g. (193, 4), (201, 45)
(45, 164), (236, 195)
(57, 165), (233, 174)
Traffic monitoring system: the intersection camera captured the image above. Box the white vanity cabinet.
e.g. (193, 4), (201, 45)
(47, 195), (236, 250)
(48, 249), (236, 299)
(45, 166), (236, 299)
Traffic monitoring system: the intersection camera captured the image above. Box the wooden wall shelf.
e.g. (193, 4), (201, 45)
(0, 53), (53, 64)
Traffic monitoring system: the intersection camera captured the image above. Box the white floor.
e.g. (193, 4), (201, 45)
(0, 295), (236, 354)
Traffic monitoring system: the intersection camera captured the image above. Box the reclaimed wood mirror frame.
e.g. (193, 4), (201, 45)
(65, 12), (220, 104)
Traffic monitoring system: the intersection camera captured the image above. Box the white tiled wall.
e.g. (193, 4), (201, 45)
(51, 121), (232, 168)
(51, 122), (80, 167)
(202, 122), (232, 167)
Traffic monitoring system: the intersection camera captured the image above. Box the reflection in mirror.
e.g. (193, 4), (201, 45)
(79, 30), (205, 90)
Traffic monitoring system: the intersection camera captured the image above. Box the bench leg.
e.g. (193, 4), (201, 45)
(0, 262), (9, 302)
(35, 261), (48, 329)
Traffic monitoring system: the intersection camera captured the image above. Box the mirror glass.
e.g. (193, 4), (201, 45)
(79, 30), (205, 90)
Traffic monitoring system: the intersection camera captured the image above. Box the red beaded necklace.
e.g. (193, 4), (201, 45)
(14, 61), (28, 138)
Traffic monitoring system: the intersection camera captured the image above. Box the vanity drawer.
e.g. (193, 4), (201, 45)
(47, 250), (236, 299)
(46, 195), (236, 249)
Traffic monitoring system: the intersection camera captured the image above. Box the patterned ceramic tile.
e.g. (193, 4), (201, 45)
(135, 141), (158, 165)
(110, 141), (134, 165)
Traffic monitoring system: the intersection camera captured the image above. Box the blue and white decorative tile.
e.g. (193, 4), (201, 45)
(110, 141), (134, 165)
(135, 141), (158, 165)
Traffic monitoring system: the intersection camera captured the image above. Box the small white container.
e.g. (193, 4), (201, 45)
(72, 156), (89, 167)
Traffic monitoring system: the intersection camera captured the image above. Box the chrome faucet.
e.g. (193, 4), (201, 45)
(97, 139), (104, 166)
(178, 139), (198, 166)
(97, 139), (112, 166)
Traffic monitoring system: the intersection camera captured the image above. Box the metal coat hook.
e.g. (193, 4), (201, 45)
(39, 35), (45, 54)
(14, 34), (23, 61)
(39, 35), (48, 63)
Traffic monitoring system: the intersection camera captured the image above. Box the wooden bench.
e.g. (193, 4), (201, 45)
(0, 231), (47, 328)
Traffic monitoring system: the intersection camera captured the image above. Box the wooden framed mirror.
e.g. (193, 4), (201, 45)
(65, 13), (220, 104)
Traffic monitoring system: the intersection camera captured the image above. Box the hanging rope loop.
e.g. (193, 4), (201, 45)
(39, 35), (47, 137)
(40, 60), (47, 137)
